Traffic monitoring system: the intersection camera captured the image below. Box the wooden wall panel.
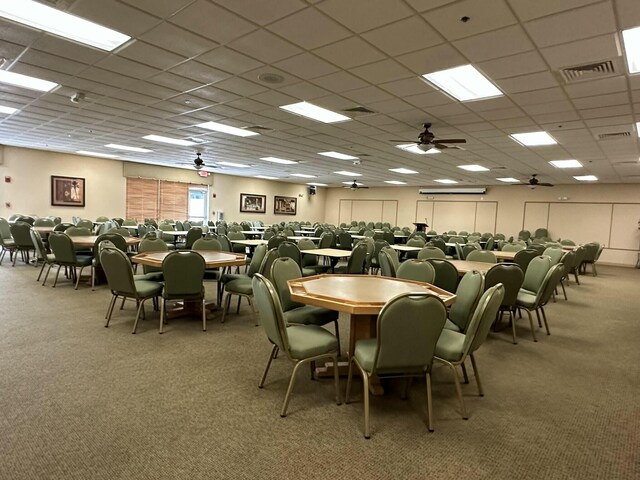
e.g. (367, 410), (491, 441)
(547, 203), (612, 245)
(352, 200), (383, 222)
(432, 202), (476, 232)
(523, 202), (549, 233)
(608, 204), (640, 250)
(475, 202), (498, 234)
(415, 201), (434, 227)
(338, 199), (352, 225)
(382, 200), (398, 225)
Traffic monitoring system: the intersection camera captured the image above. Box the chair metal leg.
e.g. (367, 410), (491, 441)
(281, 359), (305, 418)
(525, 309), (537, 342)
(0, 249), (5, 265)
(592, 263), (597, 276)
(425, 371), (434, 432)
(573, 270), (580, 285)
(449, 362), (468, 420)
(259, 345), (278, 388)
(332, 353), (341, 406)
(362, 368), (371, 439)
(469, 353), (483, 397)
(42, 263), (53, 286)
(540, 306), (550, 335)
(535, 308), (542, 328)
(159, 299), (165, 334)
(52, 265), (62, 287)
(345, 357), (355, 404)
(75, 266), (86, 290)
(120, 297), (126, 310)
(510, 310), (518, 344)
(91, 266), (95, 291)
(202, 297), (207, 331)
(333, 319), (341, 356)
(221, 293), (232, 323)
(105, 295), (118, 326)
(132, 297), (146, 334)
(560, 279), (567, 300)
(461, 361), (469, 384)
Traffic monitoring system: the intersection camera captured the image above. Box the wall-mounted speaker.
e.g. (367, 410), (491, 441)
(308, 185), (317, 195)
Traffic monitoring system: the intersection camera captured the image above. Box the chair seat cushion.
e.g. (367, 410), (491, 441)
(443, 318), (461, 332)
(354, 338), (377, 372)
(434, 329), (465, 363)
(516, 289), (537, 308)
(225, 278), (253, 295)
(301, 267), (317, 277)
(134, 272), (163, 282)
(221, 272), (248, 283)
(76, 255), (93, 267)
(45, 254), (55, 262)
(284, 305), (338, 327)
(133, 280), (163, 297)
(3, 239), (15, 247)
(286, 325), (339, 360)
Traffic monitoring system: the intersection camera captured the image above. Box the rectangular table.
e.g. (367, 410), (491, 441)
(70, 235), (141, 248)
(448, 260), (494, 276)
(391, 244), (422, 252)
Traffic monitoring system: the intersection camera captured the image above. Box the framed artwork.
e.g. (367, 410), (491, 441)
(51, 175), (85, 207)
(240, 193), (266, 213)
(274, 195), (297, 215)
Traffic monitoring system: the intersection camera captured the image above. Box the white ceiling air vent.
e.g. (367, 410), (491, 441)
(558, 59), (619, 83)
(597, 131), (631, 140)
(592, 125), (633, 141)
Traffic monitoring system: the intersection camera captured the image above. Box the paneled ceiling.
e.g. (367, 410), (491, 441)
(1, 0), (640, 187)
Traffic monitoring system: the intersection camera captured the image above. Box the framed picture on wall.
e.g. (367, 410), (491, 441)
(274, 195), (297, 215)
(240, 193), (266, 213)
(51, 175), (85, 207)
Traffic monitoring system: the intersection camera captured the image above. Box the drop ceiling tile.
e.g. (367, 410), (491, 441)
(317, 0), (413, 33)
(149, 72), (204, 93)
(572, 92), (630, 110)
(140, 23), (217, 58)
(379, 77), (432, 97)
(578, 105), (632, 119)
(96, 55), (160, 80)
(311, 71), (369, 93)
(497, 71), (558, 93)
(477, 51), (548, 81)
(170, 0), (257, 44)
(273, 53), (340, 80)
(212, 0), (306, 25)
(13, 63), (71, 86)
(508, 0), (603, 21)
(267, 8), (351, 49)
(540, 34), (620, 70)
(314, 37), (386, 69)
(510, 87), (567, 106)
(228, 30), (303, 64)
(522, 100), (576, 115)
(71, 0), (161, 36)
(531, 110), (581, 123)
(454, 25), (534, 62)
(366, 98), (414, 114)
(585, 115), (634, 127)
(422, 0), (518, 41)
(119, 41), (187, 70)
(524, 2), (616, 49)
(196, 47), (264, 75)
(249, 90), (299, 107)
(20, 50), (89, 76)
(213, 77), (269, 97)
(614, 0), (640, 29)
(362, 17), (443, 56)
(169, 61), (231, 85)
(278, 82), (331, 100)
(120, 0), (194, 19)
(396, 43), (467, 75)
(351, 59), (414, 84)
(564, 76), (627, 98)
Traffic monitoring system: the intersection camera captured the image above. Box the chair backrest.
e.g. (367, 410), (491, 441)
(93, 233), (127, 264)
(518, 230), (531, 241)
(464, 284), (506, 354)
(76, 219), (94, 230)
(502, 243), (525, 252)
(246, 243), (268, 277)
(162, 251), (205, 297)
(466, 250), (497, 264)
(485, 263), (523, 308)
(449, 235), (465, 244)
(258, 248), (280, 282)
(560, 239), (576, 246)
(107, 227), (131, 237)
(379, 249), (396, 277)
(594, 244), (605, 261)
(318, 231), (334, 249)
(270, 257), (304, 312)
(345, 242), (368, 274)
(560, 250), (576, 272)
(406, 237), (426, 248)
(583, 242), (600, 262)
(449, 270), (484, 332)
(277, 241), (302, 267)
(30, 229), (48, 260)
(534, 228), (548, 239)
(267, 234), (287, 250)
(513, 249), (539, 273)
(425, 259), (459, 294)
(380, 245), (399, 271)
(65, 226), (92, 236)
(337, 231), (352, 249)
(382, 230), (395, 245)
(447, 230), (457, 235)
(484, 237), (495, 251)
(9, 222), (33, 247)
(372, 293), (447, 374)
(542, 247), (564, 265)
(184, 227), (203, 249)
(48, 233), (77, 264)
(539, 264), (565, 306)
(0, 217), (12, 239)
(462, 244), (479, 259)
(418, 246), (445, 259)
(33, 218), (54, 227)
(396, 260), (436, 283)
(521, 256), (552, 293)
(192, 238), (222, 251)
(431, 237), (446, 253)
(216, 235), (232, 252)
(100, 247), (136, 296)
(252, 274), (291, 355)
(371, 240), (390, 264)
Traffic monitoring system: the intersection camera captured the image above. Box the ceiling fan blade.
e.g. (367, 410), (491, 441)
(539, 183), (554, 187)
(433, 138), (466, 143)
(433, 143), (450, 149)
(389, 139), (415, 143)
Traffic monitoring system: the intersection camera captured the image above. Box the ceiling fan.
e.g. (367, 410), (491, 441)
(390, 123), (467, 152)
(344, 180), (369, 191)
(518, 174), (554, 188)
(174, 152), (219, 170)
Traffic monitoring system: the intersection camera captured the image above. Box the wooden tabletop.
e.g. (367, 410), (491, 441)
(494, 250), (516, 261)
(230, 239), (267, 246)
(391, 244), (422, 252)
(70, 236), (141, 248)
(132, 251), (246, 268)
(34, 226), (55, 234)
(300, 248), (352, 258)
(448, 260), (495, 275)
(287, 236), (321, 242)
(289, 274), (456, 315)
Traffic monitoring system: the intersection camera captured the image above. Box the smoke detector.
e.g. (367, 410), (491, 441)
(70, 92), (86, 104)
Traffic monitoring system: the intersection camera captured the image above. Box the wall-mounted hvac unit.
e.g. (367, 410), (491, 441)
(418, 187), (487, 195)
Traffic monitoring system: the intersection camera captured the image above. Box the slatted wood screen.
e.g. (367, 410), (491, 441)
(126, 178), (159, 222)
(159, 181), (188, 221)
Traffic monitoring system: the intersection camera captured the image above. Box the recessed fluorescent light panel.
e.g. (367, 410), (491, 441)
(396, 144), (440, 155)
(434, 179), (458, 184)
(318, 151), (359, 160)
(76, 150), (119, 158)
(307, 183), (328, 187)
(496, 177), (520, 183)
(104, 144), (152, 153)
(260, 156), (297, 165)
(636, 122), (640, 136)
(291, 173), (316, 178)
(422, 64), (503, 102)
(0, 0), (130, 51)
(196, 121), (259, 137)
(255, 175), (278, 180)
(549, 159), (582, 169)
(574, 175), (598, 181)
(510, 131), (557, 146)
(389, 168), (418, 174)
(622, 26), (640, 74)
(279, 101), (350, 123)
(334, 171), (362, 177)
(458, 164), (489, 172)
(0, 70), (58, 92)
(142, 134), (195, 146)
(0, 105), (18, 114)
(384, 180), (407, 185)
(217, 161), (250, 168)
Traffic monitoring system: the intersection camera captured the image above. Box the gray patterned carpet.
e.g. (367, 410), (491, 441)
(0, 261), (638, 480)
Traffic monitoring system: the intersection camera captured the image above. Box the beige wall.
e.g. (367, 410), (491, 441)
(325, 184), (640, 266)
(0, 146), (325, 225)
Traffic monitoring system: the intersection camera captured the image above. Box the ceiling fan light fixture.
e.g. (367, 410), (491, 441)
(396, 144), (439, 155)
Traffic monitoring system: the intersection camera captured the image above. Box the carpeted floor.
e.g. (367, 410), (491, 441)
(0, 261), (638, 480)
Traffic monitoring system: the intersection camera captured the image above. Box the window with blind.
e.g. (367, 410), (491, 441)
(126, 178), (196, 222)
(159, 181), (188, 221)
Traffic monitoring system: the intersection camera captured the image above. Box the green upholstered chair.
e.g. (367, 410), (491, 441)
(76, 219), (94, 230)
(227, 230), (247, 254)
(461, 244), (480, 261)
(91, 233), (129, 290)
(518, 230), (531, 241)
(253, 273), (341, 417)
(484, 237), (495, 251)
(515, 256), (552, 342)
(513, 249), (538, 273)
(177, 227), (203, 250)
(159, 251), (206, 333)
(542, 247), (564, 265)
(30, 229), (55, 285)
(345, 292), (447, 437)
(0, 217), (17, 265)
(560, 250), (579, 286)
(484, 263), (524, 344)
(369, 240), (390, 274)
(317, 232), (334, 250)
(466, 250), (497, 264)
(334, 242), (368, 274)
(100, 246), (163, 334)
(270, 257), (340, 349)
(494, 233), (506, 241)
(425, 259), (459, 294)
(418, 246), (446, 260)
(65, 226), (92, 236)
(560, 239), (576, 246)
(434, 284), (505, 420)
(445, 270), (484, 333)
(138, 237), (169, 281)
(449, 235), (465, 244)
(430, 237), (447, 255)
(581, 242), (601, 276)
(9, 222), (35, 266)
(535, 264), (565, 336)
(380, 246), (399, 273)
(337, 231), (353, 250)
(47, 232), (93, 289)
(396, 259), (435, 283)
(378, 249), (396, 277)
(277, 241), (301, 266)
(107, 227), (131, 237)
(193, 238), (221, 251)
(33, 218), (54, 227)
(534, 228), (548, 239)
(571, 246), (586, 284)
(258, 248), (280, 283)
(405, 237), (426, 260)
(221, 244), (268, 324)
(95, 216), (110, 223)
(502, 243), (525, 252)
